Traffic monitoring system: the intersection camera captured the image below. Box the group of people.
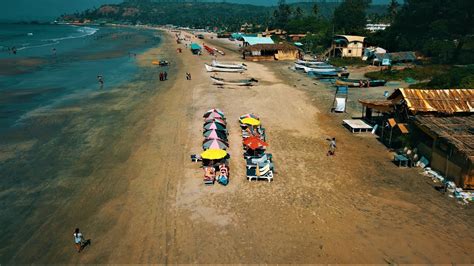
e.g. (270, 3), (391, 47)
(159, 71), (168, 81)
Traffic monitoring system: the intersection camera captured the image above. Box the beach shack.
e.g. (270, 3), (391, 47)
(190, 43), (201, 55)
(242, 43), (301, 61)
(324, 35), (366, 58)
(242, 36), (274, 47)
(359, 88), (474, 189)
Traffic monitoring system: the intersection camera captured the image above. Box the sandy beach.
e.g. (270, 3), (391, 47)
(4, 29), (473, 264)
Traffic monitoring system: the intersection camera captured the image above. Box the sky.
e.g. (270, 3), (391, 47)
(0, 0), (391, 21)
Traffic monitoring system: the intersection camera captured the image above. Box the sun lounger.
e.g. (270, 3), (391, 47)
(246, 166), (273, 182)
(217, 165), (229, 186)
(203, 166), (216, 185)
(244, 153), (272, 160)
(246, 161), (274, 171)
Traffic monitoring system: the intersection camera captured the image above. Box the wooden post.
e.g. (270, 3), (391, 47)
(389, 126), (393, 148)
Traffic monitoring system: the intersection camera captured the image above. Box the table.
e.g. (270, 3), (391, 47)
(343, 119), (373, 133)
(394, 154), (409, 167)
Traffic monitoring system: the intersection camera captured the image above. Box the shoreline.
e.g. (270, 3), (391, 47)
(3, 29), (474, 264)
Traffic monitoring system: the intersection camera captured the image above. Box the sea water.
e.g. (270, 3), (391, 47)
(0, 24), (163, 260)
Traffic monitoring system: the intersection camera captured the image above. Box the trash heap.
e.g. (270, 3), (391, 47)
(422, 167), (474, 205)
(239, 113), (274, 182)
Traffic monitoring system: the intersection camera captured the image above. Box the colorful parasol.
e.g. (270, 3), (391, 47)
(201, 149), (227, 160)
(241, 117), (261, 126)
(243, 136), (268, 150)
(203, 122), (226, 131)
(203, 129), (227, 140)
(203, 138), (228, 150)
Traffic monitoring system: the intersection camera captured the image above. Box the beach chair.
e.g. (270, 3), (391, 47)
(203, 166), (216, 185)
(246, 161), (275, 171)
(246, 165), (273, 182)
(244, 152), (272, 161)
(217, 164), (229, 186)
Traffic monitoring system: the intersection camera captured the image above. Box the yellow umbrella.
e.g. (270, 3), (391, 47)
(201, 149), (227, 160)
(241, 117), (261, 126)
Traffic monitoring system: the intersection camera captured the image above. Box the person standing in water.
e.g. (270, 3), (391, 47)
(97, 75), (104, 88)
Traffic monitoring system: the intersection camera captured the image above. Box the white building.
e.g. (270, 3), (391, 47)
(366, 23), (391, 32)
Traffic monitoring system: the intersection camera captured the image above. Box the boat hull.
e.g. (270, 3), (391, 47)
(205, 64), (245, 72)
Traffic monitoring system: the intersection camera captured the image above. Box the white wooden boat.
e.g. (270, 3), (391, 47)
(210, 76), (257, 86)
(205, 64), (245, 72)
(211, 60), (246, 69)
(302, 65), (337, 73)
(296, 59), (327, 65)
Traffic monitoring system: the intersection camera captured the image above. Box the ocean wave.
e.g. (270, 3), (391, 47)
(17, 41), (59, 51)
(49, 26), (99, 42)
(17, 26), (99, 51)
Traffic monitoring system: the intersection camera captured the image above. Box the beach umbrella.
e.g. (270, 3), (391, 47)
(201, 149), (227, 160)
(204, 112), (225, 120)
(203, 129), (227, 140)
(204, 118), (226, 125)
(203, 109), (225, 118)
(239, 113), (259, 120)
(241, 117), (261, 126)
(243, 136), (268, 150)
(203, 122), (226, 131)
(203, 138), (228, 150)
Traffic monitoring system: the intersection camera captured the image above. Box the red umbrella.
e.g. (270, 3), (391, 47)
(243, 136), (268, 150)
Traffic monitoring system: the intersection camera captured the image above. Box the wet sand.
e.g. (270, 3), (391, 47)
(4, 30), (474, 263)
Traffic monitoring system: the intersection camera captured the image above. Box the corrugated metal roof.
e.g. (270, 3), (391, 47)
(388, 88), (474, 114)
(335, 35), (365, 43)
(242, 36), (274, 45)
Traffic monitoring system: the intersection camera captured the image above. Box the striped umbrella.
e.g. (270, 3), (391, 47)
(205, 112), (224, 120)
(204, 108), (225, 117)
(203, 122), (226, 131)
(239, 113), (259, 121)
(203, 129), (227, 140)
(204, 118), (226, 125)
(203, 138), (228, 150)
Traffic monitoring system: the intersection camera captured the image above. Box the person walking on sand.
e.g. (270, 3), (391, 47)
(164, 71), (168, 80)
(73, 228), (84, 253)
(327, 137), (336, 156)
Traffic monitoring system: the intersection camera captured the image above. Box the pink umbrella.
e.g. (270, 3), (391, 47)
(205, 112), (223, 120)
(204, 118), (226, 125)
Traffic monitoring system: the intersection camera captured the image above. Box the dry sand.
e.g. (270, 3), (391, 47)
(8, 30), (474, 264)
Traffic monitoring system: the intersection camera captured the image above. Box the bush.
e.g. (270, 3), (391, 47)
(365, 66), (448, 81)
(329, 57), (368, 67)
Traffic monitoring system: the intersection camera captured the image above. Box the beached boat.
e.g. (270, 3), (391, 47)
(211, 60), (246, 69)
(205, 64), (245, 73)
(335, 78), (387, 87)
(296, 59), (327, 65)
(301, 65), (338, 73)
(308, 71), (350, 79)
(295, 63), (334, 71)
(203, 44), (215, 55)
(210, 76), (257, 86)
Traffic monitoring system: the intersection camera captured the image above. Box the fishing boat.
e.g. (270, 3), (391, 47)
(296, 59), (327, 65)
(308, 71), (350, 79)
(301, 65), (339, 73)
(203, 44), (215, 55)
(210, 76), (257, 86)
(335, 78), (387, 87)
(211, 60), (246, 69)
(295, 63), (334, 71)
(205, 64), (245, 73)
